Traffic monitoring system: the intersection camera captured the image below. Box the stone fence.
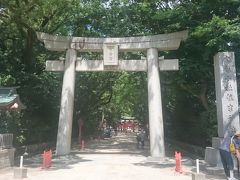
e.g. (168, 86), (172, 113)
(0, 133), (15, 169)
(0, 149), (15, 169)
(0, 133), (13, 149)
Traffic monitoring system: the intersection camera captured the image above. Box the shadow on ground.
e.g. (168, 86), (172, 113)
(71, 133), (151, 157)
(12, 132), (228, 180)
(17, 133), (149, 171)
(17, 153), (91, 170)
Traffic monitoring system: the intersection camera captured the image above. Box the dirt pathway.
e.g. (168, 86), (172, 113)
(0, 133), (226, 180)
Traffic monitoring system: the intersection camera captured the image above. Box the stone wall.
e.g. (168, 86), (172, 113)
(0, 134), (13, 149)
(0, 134), (15, 169)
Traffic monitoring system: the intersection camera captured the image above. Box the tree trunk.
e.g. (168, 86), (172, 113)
(24, 29), (35, 72)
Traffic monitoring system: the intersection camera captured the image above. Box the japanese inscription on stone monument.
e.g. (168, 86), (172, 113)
(222, 54), (238, 125)
(214, 52), (239, 137)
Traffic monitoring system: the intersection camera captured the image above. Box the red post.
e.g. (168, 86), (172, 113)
(175, 151), (182, 173)
(42, 149), (52, 169)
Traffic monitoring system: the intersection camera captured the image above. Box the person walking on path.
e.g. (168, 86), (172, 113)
(219, 130), (240, 180)
(136, 128), (146, 149)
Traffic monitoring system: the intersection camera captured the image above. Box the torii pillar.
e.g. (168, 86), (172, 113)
(56, 49), (76, 155)
(147, 48), (165, 157)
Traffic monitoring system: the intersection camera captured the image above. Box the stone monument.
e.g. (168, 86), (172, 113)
(205, 52), (240, 167)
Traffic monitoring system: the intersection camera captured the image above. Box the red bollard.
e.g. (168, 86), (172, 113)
(175, 151), (182, 173)
(42, 149), (52, 169)
(81, 140), (85, 150)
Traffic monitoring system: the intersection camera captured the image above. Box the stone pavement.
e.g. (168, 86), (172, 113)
(0, 133), (228, 180)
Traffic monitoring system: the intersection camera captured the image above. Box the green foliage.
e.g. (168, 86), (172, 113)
(0, 111), (25, 145)
(0, 75), (16, 86)
(193, 16), (240, 50)
(198, 103), (218, 145)
(110, 71), (148, 122)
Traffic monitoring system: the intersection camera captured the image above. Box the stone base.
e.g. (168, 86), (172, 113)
(0, 148), (15, 169)
(192, 173), (205, 180)
(204, 147), (221, 167)
(204, 166), (224, 176)
(205, 137), (238, 168)
(13, 167), (27, 179)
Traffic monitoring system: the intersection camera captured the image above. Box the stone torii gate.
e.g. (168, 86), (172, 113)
(37, 31), (188, 157)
